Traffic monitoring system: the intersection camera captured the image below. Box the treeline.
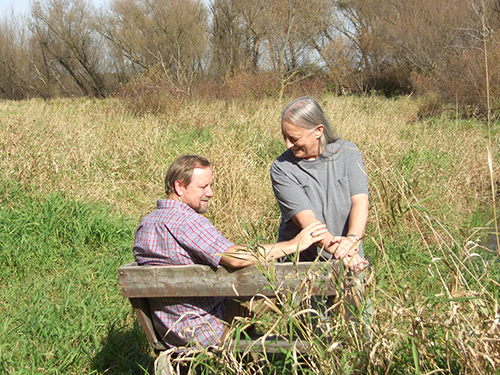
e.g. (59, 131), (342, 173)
(1, 0), (499, 114)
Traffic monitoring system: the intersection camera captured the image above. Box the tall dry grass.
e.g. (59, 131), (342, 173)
(0, 96), (493, 240)
(1, 95), (499, 373)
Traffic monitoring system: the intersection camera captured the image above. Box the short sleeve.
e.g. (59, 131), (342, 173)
(345, 146), (369, 197)
(177, 216), (234, 268)
(270, 161), (313, 222)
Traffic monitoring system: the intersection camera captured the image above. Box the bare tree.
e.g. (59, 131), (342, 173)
(233, 0), (266, 73)
(0, 16), (34, 99)
(29, 0), (107, 97)
(260, 0), (324, 97)
(209, 0), (266, 77)
(209, 0), (243, 78)
(327, 0), (498, 93)
(98, 0), (208, 87)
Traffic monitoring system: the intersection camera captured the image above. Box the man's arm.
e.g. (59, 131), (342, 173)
(219, 222), (327, 268)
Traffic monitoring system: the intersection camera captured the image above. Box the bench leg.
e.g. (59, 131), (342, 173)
(156, 352), (191, 375)
(155, 352), (174, 375)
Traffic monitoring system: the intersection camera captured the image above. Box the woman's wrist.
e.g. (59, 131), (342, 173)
(346, 234), (362, 242)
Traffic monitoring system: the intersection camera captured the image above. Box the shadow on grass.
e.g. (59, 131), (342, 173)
(92, 320), (155, 375)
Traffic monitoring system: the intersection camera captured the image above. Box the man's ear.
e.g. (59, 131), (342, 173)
(174, 180), (184, 196)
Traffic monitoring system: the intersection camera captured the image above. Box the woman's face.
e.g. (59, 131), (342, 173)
(281, 121), (323, 160)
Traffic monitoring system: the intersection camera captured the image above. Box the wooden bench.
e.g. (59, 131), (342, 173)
(118, 260), (353, 372)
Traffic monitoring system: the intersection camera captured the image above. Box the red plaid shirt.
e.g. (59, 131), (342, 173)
(133, 200), (234, 351)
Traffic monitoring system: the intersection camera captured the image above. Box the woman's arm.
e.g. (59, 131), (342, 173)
(219, 222), (327, 268)
(330, 193), (369, 259)
(291, 194), (369, 271)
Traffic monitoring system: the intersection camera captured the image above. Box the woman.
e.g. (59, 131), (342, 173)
(270, 97), (369, 271)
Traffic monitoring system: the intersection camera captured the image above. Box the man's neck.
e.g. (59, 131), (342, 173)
(167, 193), (181, 202)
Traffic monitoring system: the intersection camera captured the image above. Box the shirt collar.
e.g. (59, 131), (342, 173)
(157, 199), (197, 214)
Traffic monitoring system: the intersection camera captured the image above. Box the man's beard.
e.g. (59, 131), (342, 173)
(195, 199), (210, 214)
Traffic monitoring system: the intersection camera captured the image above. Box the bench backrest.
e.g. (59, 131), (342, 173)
(118, 261), (345, 352)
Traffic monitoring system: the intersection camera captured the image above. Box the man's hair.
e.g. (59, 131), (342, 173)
(165, 155), (211, 196)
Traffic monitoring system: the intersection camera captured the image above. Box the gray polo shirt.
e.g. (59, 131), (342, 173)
(270, 140), (368, 261)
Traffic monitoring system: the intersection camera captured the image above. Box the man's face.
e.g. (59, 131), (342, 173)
(179, 167), (214, 213)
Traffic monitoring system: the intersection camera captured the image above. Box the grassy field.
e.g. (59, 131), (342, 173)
(0, 95), (499, 374)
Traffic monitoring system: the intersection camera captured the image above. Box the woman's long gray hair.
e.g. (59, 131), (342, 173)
(281, 97), (340, 152)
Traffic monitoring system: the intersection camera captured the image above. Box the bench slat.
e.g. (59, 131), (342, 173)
(155, 339), (313, 375)
(233, 337), (313, 353)
(118, 261), (344, 298)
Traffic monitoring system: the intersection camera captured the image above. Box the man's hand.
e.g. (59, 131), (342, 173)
(291, 222), (328, 251)
(221, 222), (327, 268)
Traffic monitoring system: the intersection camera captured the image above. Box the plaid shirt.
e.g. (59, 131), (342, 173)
(133, 199), (234, 351)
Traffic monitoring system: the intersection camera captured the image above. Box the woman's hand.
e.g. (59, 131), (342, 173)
(331, 235), (359, 258)
(329, 236), (368, 272)
(343, 253), (368, 273)
(291, 222), (328, 251)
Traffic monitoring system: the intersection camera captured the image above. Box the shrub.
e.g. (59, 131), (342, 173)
(222, 71), (279, 100)
(282, 76), (326, 98)
(412, 35), (500, 118)
(115, 66), (186, 116)
(415, 91), (446, 119)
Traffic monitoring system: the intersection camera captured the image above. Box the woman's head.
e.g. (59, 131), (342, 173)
(281, 97), (339, 159)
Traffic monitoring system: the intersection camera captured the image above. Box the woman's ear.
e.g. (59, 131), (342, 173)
(315, 125), (324, 139)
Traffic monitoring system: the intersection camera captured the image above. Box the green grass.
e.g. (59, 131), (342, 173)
(0, 95), (499, 373)
(0, 181), (154, 374)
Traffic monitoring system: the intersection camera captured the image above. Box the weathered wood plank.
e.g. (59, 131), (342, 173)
(233, 337), (313, 353)
(155, 340), (313, 375)
(118, 261), (344, 298)
(128, 297), (166, 352)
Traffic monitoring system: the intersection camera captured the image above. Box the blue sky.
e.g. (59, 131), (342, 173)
(0, 0), (209, 17)
(0, 0), (111, 17)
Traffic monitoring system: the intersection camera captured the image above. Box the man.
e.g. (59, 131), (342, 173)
(133, 155), (326, 352)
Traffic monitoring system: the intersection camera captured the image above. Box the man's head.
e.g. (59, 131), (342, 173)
(165, 155), (213, 214)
